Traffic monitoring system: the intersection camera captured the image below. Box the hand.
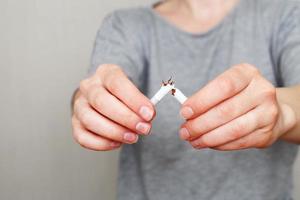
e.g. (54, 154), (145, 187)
(179, 63), (296, 151)
(72, 64), (155, 151)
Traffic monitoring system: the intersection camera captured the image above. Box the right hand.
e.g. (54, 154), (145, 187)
(72, 64), (155, 151)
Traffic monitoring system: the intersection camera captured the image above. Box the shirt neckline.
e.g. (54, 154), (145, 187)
(146, 0), (243, 38)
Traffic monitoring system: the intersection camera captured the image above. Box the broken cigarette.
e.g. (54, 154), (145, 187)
(171, 88), (187, 104)
(150, 83), (174, 105)
(150, 77), (187, 105)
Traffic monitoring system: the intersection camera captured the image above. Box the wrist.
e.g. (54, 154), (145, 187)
(275, 88), (297, 140)
(276, 103), (297, 137)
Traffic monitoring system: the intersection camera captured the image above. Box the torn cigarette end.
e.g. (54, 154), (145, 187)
(151, 77), (187, 105)
(150, 84), (174, 105)
(171, 88), (187, 104)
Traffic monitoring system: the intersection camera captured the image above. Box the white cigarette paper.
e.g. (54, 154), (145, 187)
(172, 88), (187, 104)
(151, 84), (174, 105)
(151, 77), (187, 105)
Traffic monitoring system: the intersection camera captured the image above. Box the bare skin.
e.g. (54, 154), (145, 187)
(154, 0), (240, 34)
(179, 64), (299, 150)
(71, 0), (300, 151)
(72, 64), (155, 151)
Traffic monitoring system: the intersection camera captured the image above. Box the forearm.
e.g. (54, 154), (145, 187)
(276, 85), (300, 143)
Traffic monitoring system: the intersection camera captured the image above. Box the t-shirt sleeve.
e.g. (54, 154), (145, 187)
(274, 3), (300, 87)
(88, 11), (146, 89)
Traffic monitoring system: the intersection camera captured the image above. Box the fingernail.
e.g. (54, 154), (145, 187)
(139, 106), (154, 121)
(136, 122), (151, 135)
(179, 128), (190, 140)
(180, 107), (194, 119)
(123, 132), (138, 143)
(110, 141), (121, 148)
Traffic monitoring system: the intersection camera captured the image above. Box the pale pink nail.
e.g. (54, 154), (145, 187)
(136, 122), (151, 135)
(179, 128), (190, 140)
(139, 106), (154, 121)
(123, 132), (138, 143)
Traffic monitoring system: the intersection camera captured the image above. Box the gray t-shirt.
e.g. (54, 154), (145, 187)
(89, 0), (300, 199)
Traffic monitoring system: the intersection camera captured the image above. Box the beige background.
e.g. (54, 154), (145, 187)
(0, 0), (299, 199)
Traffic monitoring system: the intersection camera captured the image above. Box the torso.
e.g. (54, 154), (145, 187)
(99, 1), (300, 199)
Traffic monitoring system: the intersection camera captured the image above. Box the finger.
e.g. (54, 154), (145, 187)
(100, 65), (155, 121)
(212, 129), (273, 151)
(180, 84), (259, 140)
(74, 97), (140, 144)
(86, 86), (151, 135)
(180, 64), (259, 119)
(189, 104), (272, 149)
(72, 116), (122, 151)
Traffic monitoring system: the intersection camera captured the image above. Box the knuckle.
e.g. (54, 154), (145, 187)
(102, 65), (122, 82)
(236, 139), (249, 149)
(260, 105), (278, 126)
(236, 142), (248, 149)
(230, 130), (243, 141)
(232, 64), (260, 83)
(96, 64), (117, 75)
(200, 138), (211, 147)
(259, 84), (276, 101)
(72, 127), (109, 151)
(79, 79), (89, 93)
(93, 140), (108, 151)
(92, 142), (113, 151)
(190, 140), (200, 149)
(260, 125), (274, 133)
(95, 64), (106, 75)
(268, 105), (279, 120)
(73, 98), (83, 114)
(256, 141), (271, 149)
(80, 109), (92, 128)
(92, 90), (105, 110)
(117, 114), (138, 135)
(97, 64), (122, 86)
(186, 121), (199, 138)
(231, 64), (245, 74)
(255, 134), (272, 149)
(74, 130), (86, 146)
(105, 64), (119, 71)
(71, 117), (83, 139)
(106, 73), (121, 93)
(187, 98), (205, 114)
(216, 104), (233, 117)
(123, 113), (139, 129)
(71, 115), (78, 127)
(230, 123), (246, 140)
(240, 63), (260, 74)
(232, 122), (244, 135)
(264, 89), (276, 100)
(231, 64), (244, 76)
(217, 77), (236, 96)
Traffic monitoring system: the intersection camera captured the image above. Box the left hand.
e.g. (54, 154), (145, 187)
(179, 63), (295, 151)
